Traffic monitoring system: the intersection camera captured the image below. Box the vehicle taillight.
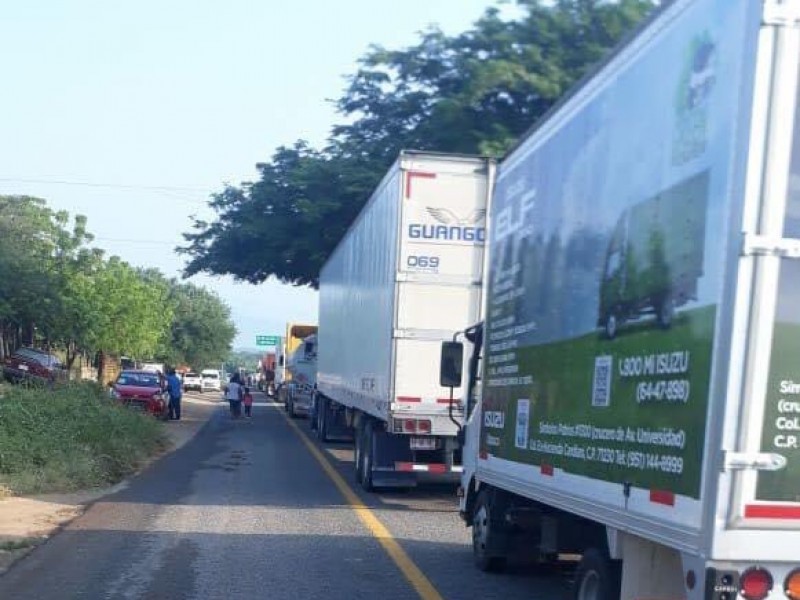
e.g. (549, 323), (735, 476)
(785, 569), (800, 600)
(417, 419), (431, 434)
(739, 567), (772, 600)
(403, 419), (417, 433)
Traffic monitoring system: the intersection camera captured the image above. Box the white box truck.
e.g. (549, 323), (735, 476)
(315, 151), (495, 490)
(443, 1), (800, 599)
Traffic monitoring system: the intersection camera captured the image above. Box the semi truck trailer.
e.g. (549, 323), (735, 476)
(443, 1), (800, 599)
(315, 151), (495, 490)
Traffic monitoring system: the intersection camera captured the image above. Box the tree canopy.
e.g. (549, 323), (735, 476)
(181, 0), (657, 288)
(0, 195), (236, 373)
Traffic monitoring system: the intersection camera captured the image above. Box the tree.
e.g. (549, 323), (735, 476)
(161, 281), (237, 369)
(0, 195), (236, 380)
(224, 350), (263, 376)
(66, 258), (173, 380)
(181, 0), (657, 287)
(0, 196), (94, 358)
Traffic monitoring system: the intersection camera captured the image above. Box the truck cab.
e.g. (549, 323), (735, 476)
(285, 334), (318, 418)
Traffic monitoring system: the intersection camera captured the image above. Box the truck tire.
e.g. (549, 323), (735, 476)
(310, 396), (318, 431)
(318, 396), (330, 442)
(360, 420), (375, 492)
(354, 420), (364, 484)
(471, 490), (507, 572)
(571, 548), (621, 600)
(604, 313), (618, 340)
(656, 294), (674, 329)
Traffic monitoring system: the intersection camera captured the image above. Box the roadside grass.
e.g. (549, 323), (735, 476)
(0, 538), (41, 552)
(0, 382), (169, 495)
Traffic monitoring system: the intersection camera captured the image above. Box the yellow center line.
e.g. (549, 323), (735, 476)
(277, 408), (445, 600)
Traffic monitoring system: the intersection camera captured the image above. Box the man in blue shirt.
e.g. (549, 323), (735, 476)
(165, 368), (183, 421)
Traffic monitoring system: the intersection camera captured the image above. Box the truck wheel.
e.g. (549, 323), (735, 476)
(360, 421), (375, 491)
(318, 396), (330, 442)
(471, 490), (507, 572)
(354, 421), (364, 484)
(604, 313), (618, 339)
(656, 295), (674, 329)
(571, 548), (621, 600)
(310, 397), (318, 431)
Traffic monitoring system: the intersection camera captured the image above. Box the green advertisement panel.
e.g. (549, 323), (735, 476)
(756, 77), (800, 503)
(481, 0), (757, 499)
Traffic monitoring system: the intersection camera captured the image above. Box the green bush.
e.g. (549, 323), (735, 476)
(0, 382), (168, 495)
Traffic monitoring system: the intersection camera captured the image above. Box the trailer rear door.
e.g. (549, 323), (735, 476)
(730, 20), (800, 530)
(391, 155), (491, 432)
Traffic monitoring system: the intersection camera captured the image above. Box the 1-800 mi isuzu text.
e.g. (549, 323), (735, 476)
(443, 1), (800, 599)
(315, 151), (494, 490)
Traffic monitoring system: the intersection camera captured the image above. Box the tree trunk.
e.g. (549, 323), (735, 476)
(96, 351), (105, 383)
(65, 341), (78, 380)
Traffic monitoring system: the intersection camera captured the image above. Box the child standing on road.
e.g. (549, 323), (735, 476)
(243, 386), (254, 418)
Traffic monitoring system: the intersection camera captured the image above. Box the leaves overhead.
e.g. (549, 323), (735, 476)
(181, 0), (657, 288)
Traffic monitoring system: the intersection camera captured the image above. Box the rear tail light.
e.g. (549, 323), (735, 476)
(393, 419), (432, 434)
(785, 569), (800, 600)
(739, 567), (772, 600)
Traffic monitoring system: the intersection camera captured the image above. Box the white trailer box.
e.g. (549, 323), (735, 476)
(453, 1), (800, 599)
(317, 151), (494, 489)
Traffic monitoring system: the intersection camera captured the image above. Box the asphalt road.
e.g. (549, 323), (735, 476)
(0, 392), (567, 599)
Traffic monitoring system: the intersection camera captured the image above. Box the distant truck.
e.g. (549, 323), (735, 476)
(443, 1), (800, 599)
(285, 333), (318, 418)
(315, 151), (494, 490)
(278, 323), (317, 405)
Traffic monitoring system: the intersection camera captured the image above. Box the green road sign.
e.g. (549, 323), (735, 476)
(256, 335), (280, 347)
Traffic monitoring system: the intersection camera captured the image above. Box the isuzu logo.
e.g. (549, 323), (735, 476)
(408, 207), (486, 242)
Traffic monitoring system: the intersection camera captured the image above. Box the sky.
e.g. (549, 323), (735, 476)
(0, 0), (496, 350)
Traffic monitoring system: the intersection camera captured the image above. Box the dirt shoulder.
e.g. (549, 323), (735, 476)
(0, 395), (216, 574)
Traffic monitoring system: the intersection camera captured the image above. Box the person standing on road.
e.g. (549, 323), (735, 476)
(263, 367), (275, 397)
(165, 368), (183, 421)
(243, 386), (254, 418)
(225, 373), (244, 419)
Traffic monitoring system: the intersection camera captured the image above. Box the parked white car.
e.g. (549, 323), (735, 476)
(182, 372), (202, 392)
(201, 369), (222, 392)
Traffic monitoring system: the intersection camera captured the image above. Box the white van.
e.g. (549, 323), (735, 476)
(200, 369), (221, 392)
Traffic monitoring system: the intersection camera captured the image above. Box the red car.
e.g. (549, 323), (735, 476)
(110, 370), (168, 419)
(2, 347), (67, 385)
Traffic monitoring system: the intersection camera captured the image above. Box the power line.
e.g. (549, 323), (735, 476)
(94, 237), (180, 247)
(0, 177), (214, 203)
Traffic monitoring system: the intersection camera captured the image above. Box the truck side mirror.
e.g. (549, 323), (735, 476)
(440, 342), (464, 388)
(279, 356), (284, 367)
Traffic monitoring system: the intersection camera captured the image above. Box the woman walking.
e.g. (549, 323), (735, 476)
(225, 373), (244, 419)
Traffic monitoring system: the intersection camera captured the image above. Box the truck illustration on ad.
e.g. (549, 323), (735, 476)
(598, 171), (708, 338)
